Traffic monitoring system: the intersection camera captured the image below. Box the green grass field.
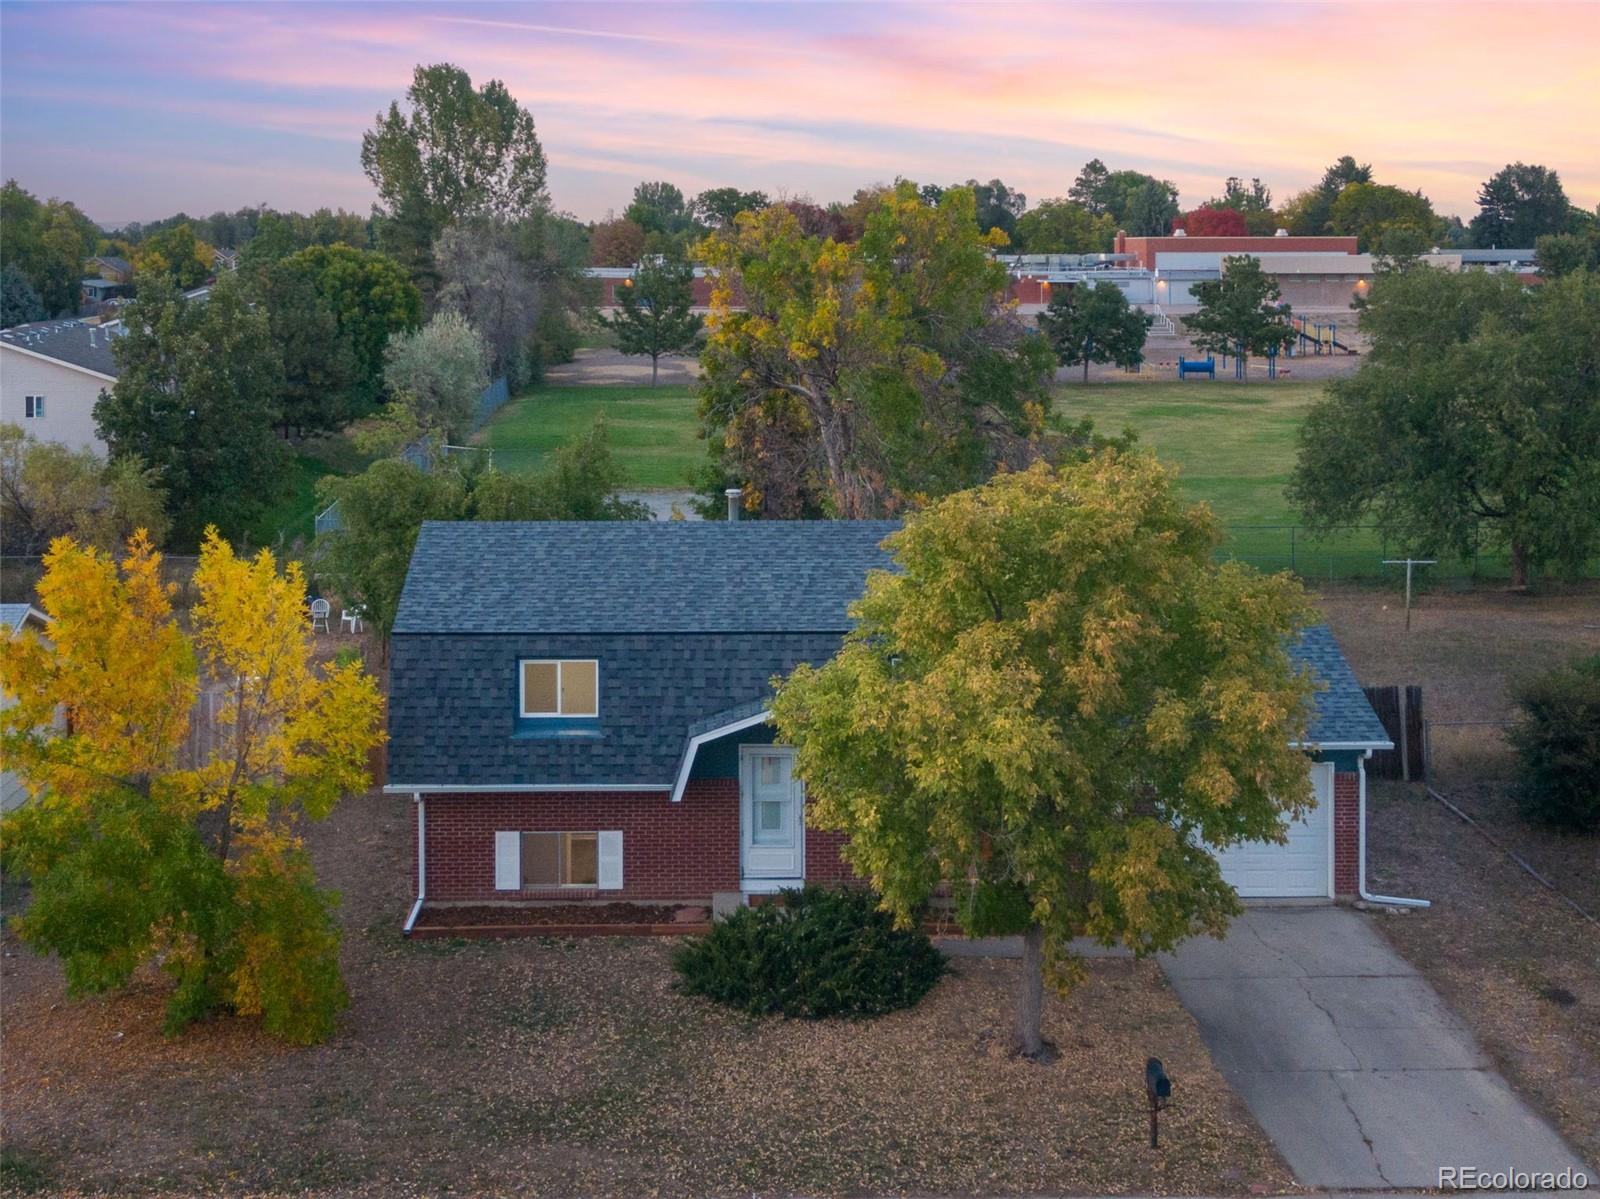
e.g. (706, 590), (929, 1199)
(469, 375), (1507, 580)
(1056, 379), (1318, 525)
(476, 383), (705, 489)
(245, 433), (374, 549)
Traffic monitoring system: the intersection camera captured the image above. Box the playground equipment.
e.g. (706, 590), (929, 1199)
(1177, 356), (1215, 379)
(1288, 314), (1357, 355)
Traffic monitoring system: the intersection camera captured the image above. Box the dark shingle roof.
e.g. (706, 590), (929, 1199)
(386, 521), (1389, 786)
(1295, 624), (1391, 748)
(393, 520), (900, 634)
(0, 319), (121, 376)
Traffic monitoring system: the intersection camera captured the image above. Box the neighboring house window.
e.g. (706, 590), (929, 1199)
(24, 395), (44, 419)
(519, 659), (598, 717)
(522, 831), (598, 888)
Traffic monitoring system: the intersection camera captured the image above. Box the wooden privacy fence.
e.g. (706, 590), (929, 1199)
(1361, 685), (1425, 780)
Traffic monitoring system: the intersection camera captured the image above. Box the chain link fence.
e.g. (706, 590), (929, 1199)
(1217, 525), (1522, 582)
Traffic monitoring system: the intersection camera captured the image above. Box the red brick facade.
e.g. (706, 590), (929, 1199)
(1113, 231), (1359, 272)
(415, 779), (854, 903)
(1333, 769), (1360, 898)
(411, 768), (1363, 906)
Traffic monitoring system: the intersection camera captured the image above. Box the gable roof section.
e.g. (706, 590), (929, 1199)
(394, 520), (900, 635)
(1295, 624), (1391, 749)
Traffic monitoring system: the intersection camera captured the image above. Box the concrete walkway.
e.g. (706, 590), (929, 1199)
(1160, 907), (1591, 1189)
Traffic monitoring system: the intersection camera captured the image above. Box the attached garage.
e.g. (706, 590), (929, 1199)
(1214, 762), (1334, 898)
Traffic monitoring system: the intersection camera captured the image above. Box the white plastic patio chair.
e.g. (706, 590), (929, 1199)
(309, 598), (331, 633)
(340, 607), (363, 634)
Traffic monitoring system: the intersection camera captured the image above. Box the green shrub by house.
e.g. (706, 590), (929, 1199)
(1508, 654), (1600, 834)
(673, 885), (945, 1018)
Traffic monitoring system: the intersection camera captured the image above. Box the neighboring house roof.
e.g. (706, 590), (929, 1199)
(0, 604), (48, 636)
(389, 521), (1391, 791)
(393, 520), (902, 635)
(0, 318), (123, 378)
(92, 256), (133, 276)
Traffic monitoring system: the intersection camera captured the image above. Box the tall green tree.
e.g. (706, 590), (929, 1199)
(95, 274), (287, 546)
(1471, 163), (1570, 248)
(1183, 257), (1295, 377)
(361, 63), (549, 290)
(1288, 266), (1600, 588)
(771, 456), (1316, 1058)
(1068, 159), (1113, 216)
(693, 187), (769, 229)
(1120, 178), (1180, 236)
(1013, 200), (1115, 254)
(277, 243), (421, 413)
(1535, 232), (1600, 278)
(1280, 156), (1373, 236)
(698, 183), (1057, 518)
(0, 180), (100, 317)
(1067, 162), (1179, 234)
(253, 262), (361, 437)
(624, 181), (694, 238)
(603, 257), (703, 386)
(1037, 281), (1151, 381)
(314, 420), (648, 644)
(1, 262), (45, 327)
(963, 178), (1027, 240)
(1328, 183), (1442, 253)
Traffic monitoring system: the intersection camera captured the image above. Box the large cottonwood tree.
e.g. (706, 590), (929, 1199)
(698, 183), (1056, 518)
(1289, 265), (1600, 587)
(772, 456), (1317, 1059)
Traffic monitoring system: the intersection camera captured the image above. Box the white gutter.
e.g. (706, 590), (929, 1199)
(669, 709), (772, 803)
(1357, 751), (1430, 908)
(402, 792), (426, 934)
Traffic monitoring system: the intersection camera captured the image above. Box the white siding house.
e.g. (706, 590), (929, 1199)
(0, 320), (122, 454)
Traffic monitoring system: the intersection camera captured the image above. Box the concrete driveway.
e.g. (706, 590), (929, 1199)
(1160, 906), (1591, 1189)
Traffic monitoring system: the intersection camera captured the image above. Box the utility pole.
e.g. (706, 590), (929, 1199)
(1382, 559), (1436, 631)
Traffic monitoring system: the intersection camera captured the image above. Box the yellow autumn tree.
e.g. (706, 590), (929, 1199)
(0, 529), (384, 1043)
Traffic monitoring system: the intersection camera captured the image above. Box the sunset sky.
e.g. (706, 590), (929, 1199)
(2, 1), (1596, 229)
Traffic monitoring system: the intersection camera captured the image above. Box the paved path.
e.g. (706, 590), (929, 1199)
(1160, 906), (1591, 1189)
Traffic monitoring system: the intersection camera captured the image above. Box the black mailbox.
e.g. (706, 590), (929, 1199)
(1145, 1057), (1172, 1147)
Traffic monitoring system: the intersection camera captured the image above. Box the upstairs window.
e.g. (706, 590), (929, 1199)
(24, 395), (45, 419)
(519, 659), (598, 718)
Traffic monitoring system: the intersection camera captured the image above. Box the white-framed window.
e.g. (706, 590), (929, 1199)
(23, 395), (45, 419)
(519, 659), (598, 718)
(521, 831), (599, 887)
(495, 829), (623, 890)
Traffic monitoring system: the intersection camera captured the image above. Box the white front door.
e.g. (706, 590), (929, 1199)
(741, 746), (804, 883)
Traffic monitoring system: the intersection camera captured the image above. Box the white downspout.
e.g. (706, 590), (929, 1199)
(1357, 750), (1430, 908)
(403, 792), (426, 934)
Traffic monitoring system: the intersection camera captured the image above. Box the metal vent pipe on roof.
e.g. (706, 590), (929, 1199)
(725, 487), (743, 521)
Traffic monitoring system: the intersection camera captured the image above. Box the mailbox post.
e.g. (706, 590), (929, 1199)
(1145, 1057), (1172, 1148)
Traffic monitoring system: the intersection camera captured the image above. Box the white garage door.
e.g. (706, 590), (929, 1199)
(1214, 762), (1333, 898)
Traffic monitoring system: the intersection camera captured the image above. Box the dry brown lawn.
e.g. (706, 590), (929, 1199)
(1, 786), (1291, 1198)
(1319, 584), (1600, 1167)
